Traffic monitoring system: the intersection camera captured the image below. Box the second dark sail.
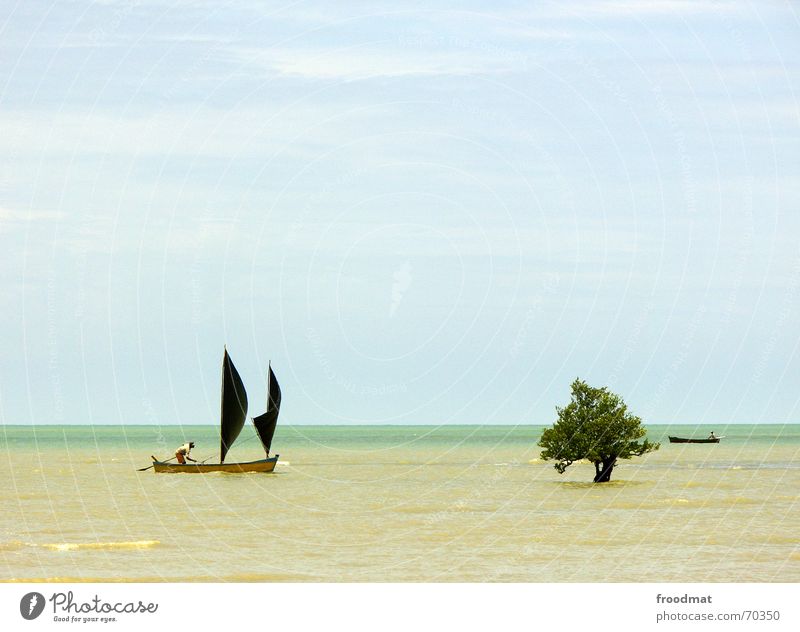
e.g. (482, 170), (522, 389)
(252, 364), (281, 456)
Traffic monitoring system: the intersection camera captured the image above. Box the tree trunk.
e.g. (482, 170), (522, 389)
(593, 458), (615, 483)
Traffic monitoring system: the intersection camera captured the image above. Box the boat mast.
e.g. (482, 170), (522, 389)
(220, 345), (226, 463)
(265, 360), (271, 456)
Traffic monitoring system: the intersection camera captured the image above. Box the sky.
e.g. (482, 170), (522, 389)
(1, 0), (799, 426)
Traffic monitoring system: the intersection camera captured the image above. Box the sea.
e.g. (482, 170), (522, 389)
(1, 424), (798, 582)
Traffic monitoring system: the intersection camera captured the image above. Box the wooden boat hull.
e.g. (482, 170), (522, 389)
(668, 436), (720, 444)
(152, 456), (279, 473)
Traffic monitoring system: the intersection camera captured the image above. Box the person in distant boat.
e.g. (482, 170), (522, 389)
(175, 442), (196, 464)
(708, 431), (717, 440)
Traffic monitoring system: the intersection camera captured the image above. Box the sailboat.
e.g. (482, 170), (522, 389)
(151, 348), (281, 473)
(668, 436), (722, 444)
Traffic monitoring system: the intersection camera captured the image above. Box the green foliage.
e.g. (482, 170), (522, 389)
(538, 378), (659, 480)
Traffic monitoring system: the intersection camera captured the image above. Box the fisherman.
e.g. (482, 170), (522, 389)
(175, 441), (196, 464)
(708, 431), (717, 440)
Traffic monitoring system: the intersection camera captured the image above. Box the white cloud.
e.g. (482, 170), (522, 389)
(0, 106), (338, 158)
(565, 0), (745, 16)
(222, 42), (523, 81)
(0, 207), (63, 222)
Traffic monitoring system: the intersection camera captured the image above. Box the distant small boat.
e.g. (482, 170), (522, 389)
(151, 348), (281, 474)
(668, 436), (721, 444)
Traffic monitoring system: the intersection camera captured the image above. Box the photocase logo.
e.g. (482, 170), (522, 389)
(16, 590), (159, 623)
(20, 592), (45, 620)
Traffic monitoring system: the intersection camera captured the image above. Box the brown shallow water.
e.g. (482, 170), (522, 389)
(1, 424), (799, 581)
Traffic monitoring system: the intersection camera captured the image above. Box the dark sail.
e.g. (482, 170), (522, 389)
(252, 365), (281, 455)
(219, 348), (248, 463)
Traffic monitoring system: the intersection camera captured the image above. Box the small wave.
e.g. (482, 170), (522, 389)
(392, 506), (438, 515)
(668, 497), (757, 508)
(558, 480), (648, 489)
(726, 497), (760, 506)
(683, 481), (707, 488)
(689, 462), (800, 471)
(42, 540), (160, 552)
(220, 572), (312, 582)
(0, 541), (25, 552)
(764, 535), (800, 545)
(2, 576), (167, 583)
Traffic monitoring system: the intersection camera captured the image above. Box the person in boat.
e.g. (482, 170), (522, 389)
(708, 431), (717, 440)
(175, 442), (196, 464)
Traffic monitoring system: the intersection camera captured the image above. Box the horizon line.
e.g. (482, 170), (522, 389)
(1, 422), (796, 427)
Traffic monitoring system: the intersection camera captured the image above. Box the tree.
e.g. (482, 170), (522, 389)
(538, 378), (659, 482)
